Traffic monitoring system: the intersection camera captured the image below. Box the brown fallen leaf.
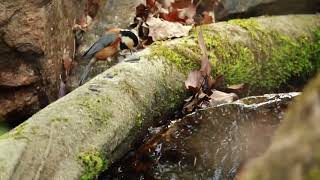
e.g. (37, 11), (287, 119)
(62, 48), (73, 77)
(183, 89), (209, 113)
(213, 74), (226, 89)
(209, 90), (238, 107)
(185, 70), (204, 93)
(201, 11), (215, 24)
(198, 27), (211, 76)
(177, 5), (197, 24)
(146, 17), (192, 41)
(224, 83), (249, 97)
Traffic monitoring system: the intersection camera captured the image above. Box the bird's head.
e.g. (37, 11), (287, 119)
(119, 29), (139, 50)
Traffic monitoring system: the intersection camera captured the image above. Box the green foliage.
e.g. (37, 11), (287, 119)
(78, 150), (106, 180)
(310, 30), (320, 72)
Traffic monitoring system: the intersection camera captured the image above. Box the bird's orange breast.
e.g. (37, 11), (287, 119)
(95, 37), (121, 60)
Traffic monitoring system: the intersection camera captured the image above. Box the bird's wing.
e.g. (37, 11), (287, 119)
(82, 32), (118, 60)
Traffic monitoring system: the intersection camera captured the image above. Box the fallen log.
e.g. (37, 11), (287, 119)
(0, 15), (319, 180)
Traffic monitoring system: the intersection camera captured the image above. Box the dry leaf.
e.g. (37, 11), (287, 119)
(209, 90), (238, 106)
(146, 17), (192, 41)
(63, 48), (73, 77)
(198, 28), (212, 77)
(183, 89), (210, 113)
(177, 5), (196, 24)
(185, 70), (204, 92)
(224, 83), (249, 97)
(201, 11), (215, 24)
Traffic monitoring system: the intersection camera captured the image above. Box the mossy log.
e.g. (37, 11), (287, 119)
(0, 15), (319, 180)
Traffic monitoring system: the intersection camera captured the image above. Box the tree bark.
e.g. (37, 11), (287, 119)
(0, 15), (319, 180)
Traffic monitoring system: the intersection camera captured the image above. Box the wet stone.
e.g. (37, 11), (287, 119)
(99, 93), (300, 180)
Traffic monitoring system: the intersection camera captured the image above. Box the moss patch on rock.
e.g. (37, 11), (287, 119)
(149, 17), (320, 93)
(78, 150), (107, 180)
(149, 42), (200, 74)
(0, 122), (29, 140)
(79, 95), (113, 126)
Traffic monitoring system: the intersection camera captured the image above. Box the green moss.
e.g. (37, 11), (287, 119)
(151, 77), (186, 117)
(79, 96), (113, 126)
(119, 80), (139, 97)
(149, 18), (320, 93)
(310, 30), (320, 72)
(307, 167), (320, 180)
(78, 150), (107, 180)
(228, 18), (263, 39)
(50, 117), (69, 123)
(0, 121), (30, 140)
(134, 113), (144, 128)
(149, 42), (200, 74)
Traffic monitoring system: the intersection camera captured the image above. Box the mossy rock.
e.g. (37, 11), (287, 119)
(150, 15), (320, 93)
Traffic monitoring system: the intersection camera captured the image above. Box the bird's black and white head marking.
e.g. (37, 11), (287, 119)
(120, 30), (139, 50)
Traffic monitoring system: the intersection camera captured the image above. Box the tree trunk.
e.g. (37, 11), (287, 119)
(0, 15), (319, 180)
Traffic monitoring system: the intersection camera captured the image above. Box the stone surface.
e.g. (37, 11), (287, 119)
(216, 0), (320, 20)
(0, 0), (86, 122)
(0, 56), (187, 180)
(240, 74), (320, 180)
(0, 14), (318, 179)
(72, 0), (144, 89)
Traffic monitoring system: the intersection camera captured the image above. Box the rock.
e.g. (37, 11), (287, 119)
(0, 60), (38, 87)
(0, 57), (187, 180)
(216, 0), (320, 20)
(0, 15), (318, 179)
(101, 93), (299, 179)
(240, 74), (320, 180)
(0, 87), (40, 125)
(0, 0), (87, 122)
(71, 0), (144, 89)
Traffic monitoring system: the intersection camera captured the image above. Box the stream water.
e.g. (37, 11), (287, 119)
(99, 93), (299, 180)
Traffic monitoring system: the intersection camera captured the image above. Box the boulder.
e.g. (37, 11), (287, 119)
(0, 0), (87, 122)
(240, 74), (320, 179)
(216, 0), (320, 20)
(71, 0), (144, 89)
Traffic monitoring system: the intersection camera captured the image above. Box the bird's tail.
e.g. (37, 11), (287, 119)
(79, 58), (96, 86)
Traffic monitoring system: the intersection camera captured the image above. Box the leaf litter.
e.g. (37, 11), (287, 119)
(129, 0), (246, 113)
(183, 27), (246, 114)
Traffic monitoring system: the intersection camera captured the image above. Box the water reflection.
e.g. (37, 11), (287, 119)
(100, 93), (299, 180)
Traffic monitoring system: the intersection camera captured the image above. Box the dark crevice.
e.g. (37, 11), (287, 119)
(216, 1), (320, 21)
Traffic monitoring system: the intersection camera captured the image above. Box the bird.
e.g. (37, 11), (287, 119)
(79, 28), (139, 85)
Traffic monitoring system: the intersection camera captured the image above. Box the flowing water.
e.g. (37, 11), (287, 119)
(99, 93), (299, 180)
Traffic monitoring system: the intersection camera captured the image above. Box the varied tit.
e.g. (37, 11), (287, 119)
(79, 28), (139, 85)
